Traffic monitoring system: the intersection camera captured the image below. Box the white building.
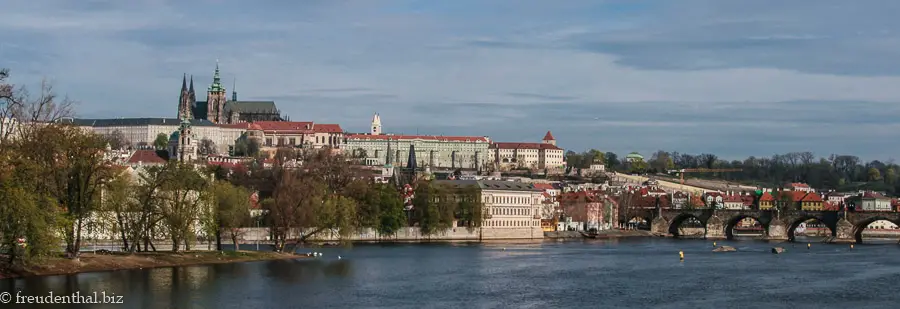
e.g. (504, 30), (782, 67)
(489, 131), (565, 173)
(852, 192), (892, 211)
(244, 121), (345, 152)
(345, 113), (492, 170)
(435, 180), (543, 239)
(69, 118), (246, 155)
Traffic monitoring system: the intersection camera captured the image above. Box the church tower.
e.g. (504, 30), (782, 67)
(177, 74), (192, 119)
(206, 61), (227, 123)
(168, 118), (198, 162)
(371, 113), (382, 135)
(188, 75), (196, 118)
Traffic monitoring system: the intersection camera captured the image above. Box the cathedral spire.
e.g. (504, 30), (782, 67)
(181, 74), (187, 91)
(232, 77), (237, 101)
(189, 75), (194, 93)
(209, 60), (224, 92)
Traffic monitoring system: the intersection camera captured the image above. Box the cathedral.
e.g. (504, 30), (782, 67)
(177, 62), (284, 124)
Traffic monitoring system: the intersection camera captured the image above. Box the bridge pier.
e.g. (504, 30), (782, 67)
(705, 215), (725, 239)
(832, 218), (856, 243)
(765, 219), (788, 241)
(651, 217), (669, 236)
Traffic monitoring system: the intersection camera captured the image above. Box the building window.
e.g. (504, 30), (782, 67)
(265, 138), (272, 146)
(289, 138), (296, 145)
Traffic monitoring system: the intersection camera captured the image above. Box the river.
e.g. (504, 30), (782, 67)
(3, 238), (900, 309)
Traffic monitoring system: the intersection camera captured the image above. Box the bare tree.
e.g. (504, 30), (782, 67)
(0, 69), (74, 144)
(105, 129), (131, 150)
(198, 138), (217, 156)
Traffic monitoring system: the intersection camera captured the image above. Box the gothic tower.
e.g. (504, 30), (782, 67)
(188, 75), (196, 118)
(371, 113), (382, 135)
(231, 77), (237, 101)
(177, 74), (192, 119)
(206, 61), (227, 123)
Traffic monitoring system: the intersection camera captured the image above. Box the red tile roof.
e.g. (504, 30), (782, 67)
(741, 195), (754, 206)
(559, 191), (601, 203)
(542, 131), (555, 141)
(760, 192), (775, 201)
(346, 134), (489, 142)
(491, 142), (562, 150)
(249, 121), (313, 132)
(533, 183), (554, 190)
(790, 183), (810, 188)
(247, 121), (343, 134)
(126, 150), (166, 165)
(313, 123), (343, 133)
(862, 192), (887, 198)
(801, 193), (823, 202)
(824, 201), (840, 211)
(724, 194), (742, 203)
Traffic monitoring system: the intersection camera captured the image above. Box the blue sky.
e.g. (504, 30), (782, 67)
(3, 0), (900, 160)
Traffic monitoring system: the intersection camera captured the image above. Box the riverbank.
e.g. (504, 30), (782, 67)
(0, 250), (304, 279)
(544, 229), (654, 239)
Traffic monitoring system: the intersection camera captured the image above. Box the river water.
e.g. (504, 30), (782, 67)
(3, 238), (900, 309)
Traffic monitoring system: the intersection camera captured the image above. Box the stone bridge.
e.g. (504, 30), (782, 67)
(623, 208), (900, 243)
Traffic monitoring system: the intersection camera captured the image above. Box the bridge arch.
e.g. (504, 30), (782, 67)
(668, 213), (706, 237)
(786, 216), (833, 241)
(627, 216), (651, 230)
(852, 216), (900, 243)
(724, 215), (766, 240)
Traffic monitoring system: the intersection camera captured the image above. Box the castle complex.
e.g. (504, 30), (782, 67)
(69, 63), (565, 172)
(177, 62), (282, 124)
(344, 113), (565, 173)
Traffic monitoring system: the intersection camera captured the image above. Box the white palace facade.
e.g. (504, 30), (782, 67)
(345, 113), (494, 170)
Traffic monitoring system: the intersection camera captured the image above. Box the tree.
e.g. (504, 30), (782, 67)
(156, 162), (210, 252)
(628, 159), (648, 174)
(0, 161), (61, 265)
(868, 167), (882, 182)
(19, 124), (114, 258)
(885, 167), (897, 185)
(268, 169), (326, 251)
(0, 72), (79, 263)
(100, 169), (139, 251)
(412, 181), (484, 235)
(105, 129), (130, 150)
(650, 150), (674, 173)
(375, 184), (406, 236)
(210, 181), (251, 251)
(199, 138), (217, 156)
(154, 133), (169, 150)
(454, 185), (484, 231)
(413, 182), (453, 235)
(604, 152), (620, 170)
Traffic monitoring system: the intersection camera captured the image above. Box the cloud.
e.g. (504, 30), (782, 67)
(4, 0), (900, 161)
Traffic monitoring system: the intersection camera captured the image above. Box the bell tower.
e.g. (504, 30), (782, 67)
(206, 60), (227, 123)
(371, 113), (382, 135)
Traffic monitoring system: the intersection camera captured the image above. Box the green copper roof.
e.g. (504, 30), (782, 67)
(209, 61), (225, 92)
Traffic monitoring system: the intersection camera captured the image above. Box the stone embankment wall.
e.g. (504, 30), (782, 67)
(238, 226), (544, 242)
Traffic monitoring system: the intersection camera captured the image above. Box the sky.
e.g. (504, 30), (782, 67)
(3, 0), (900, 161)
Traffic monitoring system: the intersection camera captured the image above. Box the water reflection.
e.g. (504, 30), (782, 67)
(1, 256), (355, 309)
(3, 240), (900, 308)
